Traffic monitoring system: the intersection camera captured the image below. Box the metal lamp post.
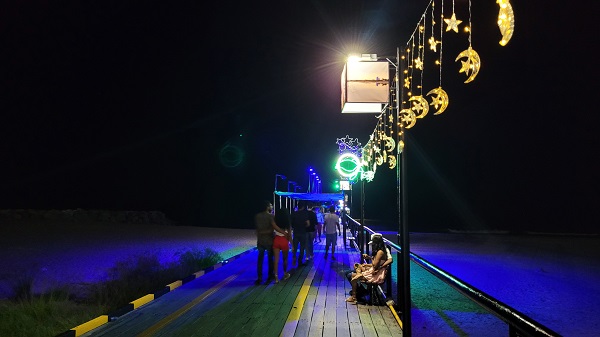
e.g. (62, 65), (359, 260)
(340, 52), (411, 335)
(274, 174), (286, 211)
(287, 181), (297, 210)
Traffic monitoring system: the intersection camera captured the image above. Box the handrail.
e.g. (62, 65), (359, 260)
(344, 215), (561, 337)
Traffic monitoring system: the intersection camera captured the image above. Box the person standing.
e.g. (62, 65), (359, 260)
(323, 206), (341, 260)
(315, 206), (324, 243)
(305, 206), (317, 260)
(273, 207), (292, 283)
(291, 200), (310, 267)
(254, 200), (288, 285)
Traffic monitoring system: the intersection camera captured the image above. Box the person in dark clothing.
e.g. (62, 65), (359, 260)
(254, 200), (288, 285)
(291, 200), (310, 267)
(305, 206), (317, 260)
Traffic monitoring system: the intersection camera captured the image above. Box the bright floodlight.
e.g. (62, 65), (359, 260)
(341, 55), (389, 113)
(347, 54), (362, 63)
(348, 54), (378, 62)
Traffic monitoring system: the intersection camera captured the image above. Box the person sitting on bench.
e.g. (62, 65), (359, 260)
(346, 233), (393, 303)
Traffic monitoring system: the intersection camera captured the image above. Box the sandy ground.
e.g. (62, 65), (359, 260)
(0, 221), (256, 298)
(2, 221), (598, 336)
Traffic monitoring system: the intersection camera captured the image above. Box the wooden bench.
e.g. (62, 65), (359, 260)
(362, 259), (392, 306)
(346, 229), (358, 249)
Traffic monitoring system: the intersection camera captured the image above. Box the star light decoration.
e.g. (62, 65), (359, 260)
(414, 57), (423, 70)
(444, 13), (462, 33)
(428, 2), (439, 52)
(404, 76), (411, 89)
(428, 36), (438, 52)
(336, 135), (362, 156)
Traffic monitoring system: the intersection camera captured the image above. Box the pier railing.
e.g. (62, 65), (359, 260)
(344, 214), (561, 337)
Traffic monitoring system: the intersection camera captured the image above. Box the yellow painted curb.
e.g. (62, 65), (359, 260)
(167, 280), (182, 291)
(72, 315), (109, 336)
(131, 294), (154, 309)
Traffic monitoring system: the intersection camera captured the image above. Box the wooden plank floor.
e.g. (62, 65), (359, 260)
(82, 233), (403, 337)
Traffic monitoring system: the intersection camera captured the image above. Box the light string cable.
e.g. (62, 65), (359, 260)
(408, 36), (415, 96)
(419, 15), (425, 94)
(405, 0), (434, 47)
(468, 0), (472, 47)
(429, 0), (437, 54)
(438, 0), (444, 86)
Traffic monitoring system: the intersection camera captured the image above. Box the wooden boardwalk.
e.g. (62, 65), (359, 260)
(81, 236), (403, 337)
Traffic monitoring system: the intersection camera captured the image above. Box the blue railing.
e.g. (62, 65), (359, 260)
(344, 214), (561, 337)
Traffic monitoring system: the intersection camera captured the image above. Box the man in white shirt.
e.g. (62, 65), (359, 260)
(323, 206), (340, 260)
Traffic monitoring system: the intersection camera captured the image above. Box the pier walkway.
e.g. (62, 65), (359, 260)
(79, 238), (403, 337)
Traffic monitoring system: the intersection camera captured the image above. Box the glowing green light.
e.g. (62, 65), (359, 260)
(336, 153), (361, 180)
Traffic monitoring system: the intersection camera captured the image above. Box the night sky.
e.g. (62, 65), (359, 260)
(1, 1), (598, 233)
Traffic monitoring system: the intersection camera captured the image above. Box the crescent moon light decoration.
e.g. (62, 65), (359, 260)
(388, 155), (396, 169)
(427, 87), (449, 115)
(383, 135), (396, 153)
(409, 95), (430, 119)
(399, 108), (417, 129)
(497, 0), (515, 46)
(455, 47), (481, 83)
(374, 145), (384, 166)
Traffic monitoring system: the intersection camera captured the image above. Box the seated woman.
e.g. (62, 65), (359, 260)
(346, 233), (393, 303)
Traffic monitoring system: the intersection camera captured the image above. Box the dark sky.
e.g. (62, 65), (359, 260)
(1, 1), (598, 232)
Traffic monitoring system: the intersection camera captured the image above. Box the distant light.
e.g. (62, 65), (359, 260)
(239, 134), (243, 137)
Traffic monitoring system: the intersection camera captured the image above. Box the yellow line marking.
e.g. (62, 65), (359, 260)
(280, 267), (317, 337)
(137, 273), (239, 337)
(388, 303), (403, 329)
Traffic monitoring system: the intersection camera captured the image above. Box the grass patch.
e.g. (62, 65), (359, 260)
(0, 248), (222, 337)
(0, 292), (106, 337)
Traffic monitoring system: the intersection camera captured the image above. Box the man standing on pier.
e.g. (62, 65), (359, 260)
(291, 200), (310, 267)
(255, 200), (288, 284)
